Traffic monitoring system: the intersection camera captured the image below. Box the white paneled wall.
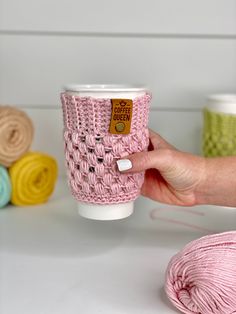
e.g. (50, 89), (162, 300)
(1, 36), (236, 108)
(1, 0), (236, 35)
(1, 1), (236, 176)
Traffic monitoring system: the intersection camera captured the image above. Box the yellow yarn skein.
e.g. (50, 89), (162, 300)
(9, 152), (58, 206)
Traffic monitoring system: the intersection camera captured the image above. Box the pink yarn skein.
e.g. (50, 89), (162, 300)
(165, 231), (236, 314)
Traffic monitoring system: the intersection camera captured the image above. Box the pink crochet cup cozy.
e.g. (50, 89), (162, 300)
(61, 85), (151, 220)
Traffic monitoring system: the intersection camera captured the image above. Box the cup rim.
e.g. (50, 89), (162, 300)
(63, 84), (149, 93)
(207, 94), (236, 103)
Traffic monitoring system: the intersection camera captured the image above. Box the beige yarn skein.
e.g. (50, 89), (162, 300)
(0, 106), (34, 167)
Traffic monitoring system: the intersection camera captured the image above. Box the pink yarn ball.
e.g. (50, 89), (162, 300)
(165, 231), (236, 314)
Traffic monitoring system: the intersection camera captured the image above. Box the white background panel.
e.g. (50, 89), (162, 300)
(1, 35), (235, 108)
(24, 108), (202, 176)
(0, 0), (236, 35)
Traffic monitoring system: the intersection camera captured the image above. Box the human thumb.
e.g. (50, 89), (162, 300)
(116, 149), (172, 173)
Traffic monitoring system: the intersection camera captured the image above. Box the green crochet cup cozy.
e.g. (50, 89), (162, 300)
(203, 108), (236, 157)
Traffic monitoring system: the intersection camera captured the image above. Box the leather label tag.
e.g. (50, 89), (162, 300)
(109, 99), (133, 134)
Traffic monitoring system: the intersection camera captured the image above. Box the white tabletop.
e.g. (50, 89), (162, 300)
(1, 179), (236, 314)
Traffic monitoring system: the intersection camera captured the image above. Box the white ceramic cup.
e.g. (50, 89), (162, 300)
(206, 94), (236, 114)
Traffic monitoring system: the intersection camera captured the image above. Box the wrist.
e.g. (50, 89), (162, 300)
(195, 156), (236, 207)
(193, 157), (209, 206)
(194, 157), (212, 205)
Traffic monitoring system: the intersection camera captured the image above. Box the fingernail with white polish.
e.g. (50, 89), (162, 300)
(116, 159), (132, 172)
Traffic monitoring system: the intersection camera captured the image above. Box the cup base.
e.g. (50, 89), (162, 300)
(77, 201), (134, 220)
